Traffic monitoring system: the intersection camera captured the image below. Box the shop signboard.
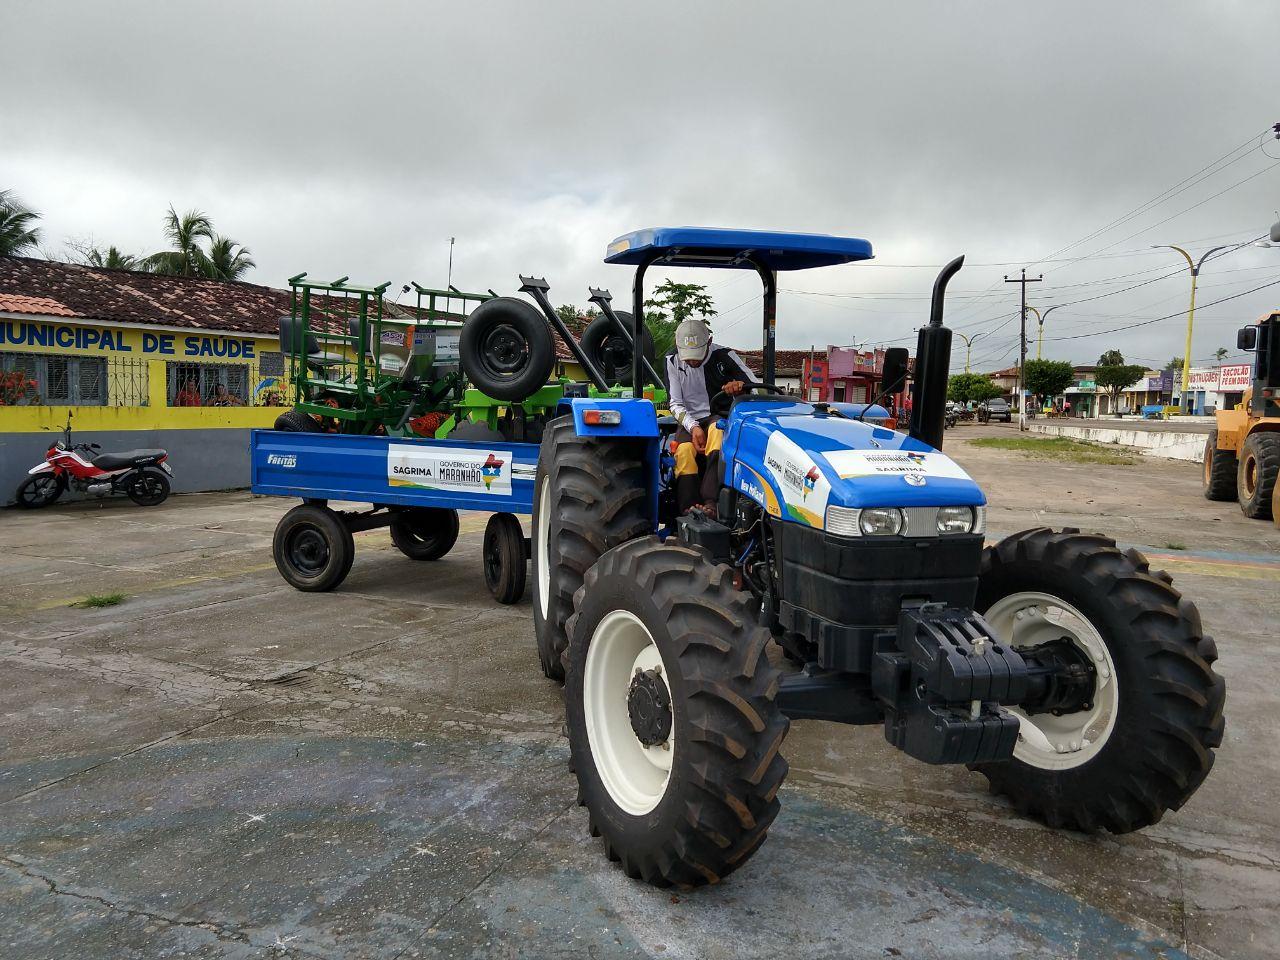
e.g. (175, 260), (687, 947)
(1218, 364), (1252, 391)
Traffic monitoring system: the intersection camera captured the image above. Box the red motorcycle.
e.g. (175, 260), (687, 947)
(14, 416), (173, 509)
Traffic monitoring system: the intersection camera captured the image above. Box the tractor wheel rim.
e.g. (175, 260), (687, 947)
(583, 609), (674, 815)
(535, 482), (551, 618)
(984, 591), (1118, 771)
(1245, 456), (1258, 495)
(288, 528), (329, 575)
(482, 323), (528, 375)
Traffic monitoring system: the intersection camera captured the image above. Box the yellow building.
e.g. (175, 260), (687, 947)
(1, 256), (293, 500)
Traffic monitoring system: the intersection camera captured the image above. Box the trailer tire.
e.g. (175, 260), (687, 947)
(1237, 431), (1280, 519)
(273, 504), (355, 592)
(460, 297), (555, 402)
(1202, 430), (1237, 502)
(274, 409), (324, 433)
(972, 528), (1225, 834)
(581, 312), (657, 387)
(565, 538), (789, 887)
(390, 508), (459, 561)
(484, 512), (527, 604)
(533, 416), (650, 682)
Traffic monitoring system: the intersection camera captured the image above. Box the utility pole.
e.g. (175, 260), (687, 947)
(1005, 268), (1042, 431)
(1026, 304), (1062, 360)
(956, 331), (988, 373)
(1152, 244), (1231, 412)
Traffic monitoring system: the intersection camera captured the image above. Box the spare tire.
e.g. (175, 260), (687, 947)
(274, 409), (323, 432)
(460, 297), (556, 401)
(580, 312), (658, 387)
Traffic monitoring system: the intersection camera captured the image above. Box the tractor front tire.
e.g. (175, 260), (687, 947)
(1202, 430), (1237, 502)
(972, 528), (1225, 834)
(1237, 432), (1280, 519)
(390, 508), (460, 561)
(273, 504), (355, 592)
(532, 416), (650, 682)
(565, 538), (789, 887)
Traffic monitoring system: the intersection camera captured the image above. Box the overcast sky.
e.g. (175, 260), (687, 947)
(4, 1), (1279, 372)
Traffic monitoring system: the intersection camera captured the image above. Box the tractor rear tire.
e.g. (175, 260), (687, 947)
(390, 508), (460, 561)
(483, 512), (527, 604)
(972, 528), (1225, 834)
(273, 504), (355, 592)
(532, 416), (650, 682)
(274, 409), (323, 433)
(1237, 432), (1280, 519)
(460, 297), (556, 402)
(1202, 430), (1237, 502)
(565, 538), (789, 887)
(580, 312), (657, 387)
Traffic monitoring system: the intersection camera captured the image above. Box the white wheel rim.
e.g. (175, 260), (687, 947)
(535, 480), (551, 619)
(984, 591), (1118, 770)
(583, 610), (674, 815)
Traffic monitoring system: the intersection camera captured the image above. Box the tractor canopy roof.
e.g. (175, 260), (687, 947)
(604, 227), (873, 271)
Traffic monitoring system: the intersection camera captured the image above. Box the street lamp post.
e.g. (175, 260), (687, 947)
(1026, 305), (1062, 360)
(1152, 244), (1232, 412)
(956, 331), (988, 373)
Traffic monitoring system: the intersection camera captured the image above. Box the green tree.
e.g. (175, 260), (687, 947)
(644, 279), (717, 357)
(67, 239), (143, 271)
(1214, 347), (1229, 362)
(1095, 363), (1147, 413)
(205, 234), (255, 281)
(0, 189), (42, 256)
(947, 373), (1004, 405)
(1022, 359), (1075, 406)
(1098, 349), (1126, 367)
(555, 304), (581, 327)
(1165, 356), (1185, 373)
(145, 206), (214, 276)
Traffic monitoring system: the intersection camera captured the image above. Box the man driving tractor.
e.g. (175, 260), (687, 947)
(665, 317), (755, 512)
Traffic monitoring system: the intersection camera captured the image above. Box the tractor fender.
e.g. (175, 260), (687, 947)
(568, 397), (658, 438)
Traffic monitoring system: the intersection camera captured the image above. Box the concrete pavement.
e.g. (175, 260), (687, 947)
(1, 423), (1276, 959)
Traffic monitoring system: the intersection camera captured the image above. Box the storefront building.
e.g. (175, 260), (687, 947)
(1, 257), (292, 501)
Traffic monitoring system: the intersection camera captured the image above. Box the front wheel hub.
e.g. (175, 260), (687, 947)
(628, 668), (673, 747)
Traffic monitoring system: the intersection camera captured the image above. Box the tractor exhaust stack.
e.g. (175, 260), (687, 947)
(909, 255), (964, 450)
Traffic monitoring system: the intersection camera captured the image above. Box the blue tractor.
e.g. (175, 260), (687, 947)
(531, 227), (1225, 887)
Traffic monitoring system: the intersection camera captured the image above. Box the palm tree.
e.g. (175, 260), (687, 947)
(205, 234), (255, 281)
(88, 245), (142, 270)
(145, 206), (213, 276)
(0, 189), (43, 256)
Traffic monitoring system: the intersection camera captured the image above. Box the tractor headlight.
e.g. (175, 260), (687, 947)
(936, 505), (976, 534)
(858, 507), (904, 536)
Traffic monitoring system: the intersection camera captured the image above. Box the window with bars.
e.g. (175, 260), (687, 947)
(0, 352), (109, 406)
(166, 362), (251, 406)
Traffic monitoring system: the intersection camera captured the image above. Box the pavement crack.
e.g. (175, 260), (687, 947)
(0, 855), (251, 946)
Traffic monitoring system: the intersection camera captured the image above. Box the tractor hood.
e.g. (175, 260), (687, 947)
(724, 401), (985, 530)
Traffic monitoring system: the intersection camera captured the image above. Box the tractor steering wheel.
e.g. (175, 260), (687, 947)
(709, 381), (784, 415)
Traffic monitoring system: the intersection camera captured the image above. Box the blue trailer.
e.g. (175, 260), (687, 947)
(250, 428), (540, 602)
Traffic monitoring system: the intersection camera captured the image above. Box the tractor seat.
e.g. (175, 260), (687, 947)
(92, 449), (165, 470)
(279, 315), (347, 368)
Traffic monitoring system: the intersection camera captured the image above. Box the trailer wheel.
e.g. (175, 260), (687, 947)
(972, 528), (1225, 834)
(274, 409), (323, 433)
(565, 538), (789, 887)
(460, 297), (556, 402)
(533, 416), (651, 682)
(581, 312), (657, 387)
(273, 504), (355, 592)
(484, 512), (527, 604)
(1237, 432), (1280, 519)
(390, 508), (459, 561)
(1202, 430), (1237, 502)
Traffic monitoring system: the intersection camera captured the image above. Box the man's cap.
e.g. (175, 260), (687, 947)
(675, 318), (711, 362)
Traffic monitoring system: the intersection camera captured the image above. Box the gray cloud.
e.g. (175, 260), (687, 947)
(3, 0), (1278, 369)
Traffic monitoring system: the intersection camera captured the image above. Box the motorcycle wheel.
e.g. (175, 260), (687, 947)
(125, 469), (170, 507)
(14, 474), (65, 509)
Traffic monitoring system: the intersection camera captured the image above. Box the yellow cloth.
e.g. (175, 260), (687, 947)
(674, 421), (723, 478)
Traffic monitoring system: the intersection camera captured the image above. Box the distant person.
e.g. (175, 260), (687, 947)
(174, 377), (201, 406)
(211, 383), (243, 407)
